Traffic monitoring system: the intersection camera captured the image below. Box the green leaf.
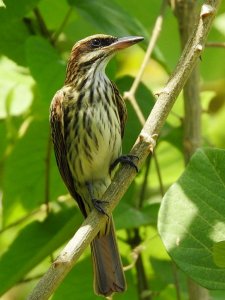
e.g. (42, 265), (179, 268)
(0, 0), (6, 8)
(213, 241), (225, 268)
(0, 207), (82, 296)
(150, 258), (176, 291)
(52, 256), (99, 300)
(52, 254), (136, 300)
(38, 0), (70, 29)
(0, 57), (34, 118)
(0, 0), (40, 65)
(2, 119), (66, 225)
(0, 21), (30, 65)
(68, 0), (148, 39)
(158, 148), (225, 289)
(26, 36), (66, 105)
(114, 202), (152, 230)
(0, 121), (7, 163)
(0, 0), (40, 22)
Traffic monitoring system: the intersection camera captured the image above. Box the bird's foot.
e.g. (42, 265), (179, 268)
(110, 154), (139, 173)
(92, 198), (109, 217)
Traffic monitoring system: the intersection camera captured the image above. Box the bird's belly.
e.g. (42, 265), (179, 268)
(83, 129), (120, 179)
(67, 106), (121, 184)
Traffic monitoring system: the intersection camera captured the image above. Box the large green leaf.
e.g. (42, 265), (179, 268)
(0, 207), (82, 296)
(68, 0), (148, 39)
(158, 148), (225, 289)
(0, 0), (40, 65)
(26, 36), (66, 107)
(114, 202), (156, 230)
(2, 119), (66, 225)
(0, 21), (30, 65)
(0, 0), (40, 23)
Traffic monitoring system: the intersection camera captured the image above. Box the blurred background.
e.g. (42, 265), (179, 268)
(0, 0), (225, 299)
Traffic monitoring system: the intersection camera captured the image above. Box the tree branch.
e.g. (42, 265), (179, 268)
(174, 1), (209, 299)
(27, 1), (220, 299)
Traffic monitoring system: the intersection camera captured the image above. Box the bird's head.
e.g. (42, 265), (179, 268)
(65, 34), (144, 84)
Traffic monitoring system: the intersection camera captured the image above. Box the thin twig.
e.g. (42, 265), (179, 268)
(123, 244), (144, 271)
(129, 0), (167, 97)
(126, 93), (145, 125)
(153, 151), (165, 196)
(131, 229), (151, 300)
(171, 263), (181, 300)
(33, 8), (52, 43)
(206, 41), (225, 48)
(138, 155), (152, 208)
(125, 0), (167, 213)
(124, 0), (167, 126)
(123, 4), (167, 296)
(27, 2), (220, 299)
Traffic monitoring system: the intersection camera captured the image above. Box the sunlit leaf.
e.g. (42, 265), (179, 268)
(213, 241), (225, 268)
(2, 119), (66, 225)
(0, 57), (34, 118)
(158, 148), (225, 289)
(0, 207), (82, 296)
(0, 0), (5, 8)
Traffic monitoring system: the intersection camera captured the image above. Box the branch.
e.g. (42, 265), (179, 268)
(174, 0), (202, 162)
(174, 1), (208, 298)
(206, 41), (225, 48)
(27, 1), (220, 299)
(33, 8), (52, 43)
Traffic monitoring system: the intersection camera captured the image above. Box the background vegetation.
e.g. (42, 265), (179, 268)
(0, 0), (225, 299)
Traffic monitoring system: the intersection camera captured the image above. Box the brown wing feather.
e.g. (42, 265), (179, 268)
(111, 81), (127, 137)
(50, 89), (87, 217)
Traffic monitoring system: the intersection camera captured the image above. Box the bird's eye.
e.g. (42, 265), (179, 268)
(91, 39), (101, 48)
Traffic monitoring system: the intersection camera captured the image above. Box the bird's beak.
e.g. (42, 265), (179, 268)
(107, 36), (144, 51)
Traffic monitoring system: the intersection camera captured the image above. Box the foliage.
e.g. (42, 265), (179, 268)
(0, 0), (225, 299)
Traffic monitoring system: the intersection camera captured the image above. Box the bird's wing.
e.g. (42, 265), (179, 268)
(111, 81), (127, 137)
(50, 89), (87, 216)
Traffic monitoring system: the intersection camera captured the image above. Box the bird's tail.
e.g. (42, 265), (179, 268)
(91, 217), (126, 297)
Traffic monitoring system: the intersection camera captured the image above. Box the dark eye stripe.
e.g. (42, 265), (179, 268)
(90, 37), (117, 49)
(91, 39), (101, 48)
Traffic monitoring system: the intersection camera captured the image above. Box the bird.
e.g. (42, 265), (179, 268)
(50, 34), (144, 297)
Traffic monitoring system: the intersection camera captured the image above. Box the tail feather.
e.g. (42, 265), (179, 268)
(91, 217), (126, 297)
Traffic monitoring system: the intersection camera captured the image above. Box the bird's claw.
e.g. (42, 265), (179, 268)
(110, 154), (139, 173)
(92, 198), (109, 217)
